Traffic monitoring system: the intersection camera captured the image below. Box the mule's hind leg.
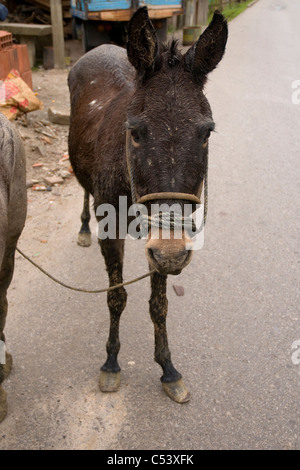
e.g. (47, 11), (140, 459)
(0, 245), (16, 422)
(99, 238), (127, 392)
(149, 271), (190, 403)
(78, 189), (92, 247)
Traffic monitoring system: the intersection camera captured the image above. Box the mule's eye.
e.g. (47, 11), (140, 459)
(202, 130), (211, 148)
(203, 130), (211, 143)
(131, 130), (140, 148)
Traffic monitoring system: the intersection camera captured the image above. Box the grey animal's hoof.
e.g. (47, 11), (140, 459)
(77, 232), (92, 247)
(0, 385), (7, 423)
(162, 378), (190, 403)
(99, 371), (120, 393)
(3, 352), (13, 379)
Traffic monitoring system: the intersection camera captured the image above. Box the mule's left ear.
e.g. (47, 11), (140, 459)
(184, 10), (228, 82)
(127, 7), (159, 74)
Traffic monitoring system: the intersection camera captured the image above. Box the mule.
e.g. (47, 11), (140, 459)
(68, 7), (228, 402)
(0, 113), (27, 422)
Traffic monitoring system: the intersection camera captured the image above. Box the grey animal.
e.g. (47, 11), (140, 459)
(0, 113), (27, 422)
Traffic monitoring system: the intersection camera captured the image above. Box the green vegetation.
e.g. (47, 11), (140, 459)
(208, 0), (254, 23)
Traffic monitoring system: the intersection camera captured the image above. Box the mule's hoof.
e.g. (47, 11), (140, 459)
(162, 379), (190, 403)
(77, 232), (92, 247)
(99, 371), (120, 392)
(0, 386), (7, 423)
(3, 352), (13, 379)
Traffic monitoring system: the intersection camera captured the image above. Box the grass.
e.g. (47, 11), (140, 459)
(207, 0), (254, 23)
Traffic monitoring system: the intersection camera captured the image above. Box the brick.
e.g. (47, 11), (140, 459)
(0, 44), (32, 88)
(0, 31), (12, 50)
(16, 44), (30, 74)
(20, 70), (32, 89)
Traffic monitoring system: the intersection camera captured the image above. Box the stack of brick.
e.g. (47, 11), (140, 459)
(0, 31), (32, 89)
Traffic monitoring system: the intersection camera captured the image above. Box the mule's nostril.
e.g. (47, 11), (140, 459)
(147, 248), (157, 262)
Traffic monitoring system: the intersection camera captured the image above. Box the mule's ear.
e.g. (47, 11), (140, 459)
(184, 10), (228, 82)
(127, 7), (159, 73)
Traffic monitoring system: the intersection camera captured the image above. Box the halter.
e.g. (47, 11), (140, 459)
(125, 128), (208, 237)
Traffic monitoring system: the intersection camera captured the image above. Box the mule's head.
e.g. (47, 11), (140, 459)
(126, 7), (228, 275)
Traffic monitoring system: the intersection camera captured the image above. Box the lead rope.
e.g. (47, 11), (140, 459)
(16, 247), (154, 293)
(15, 129), (155, 293)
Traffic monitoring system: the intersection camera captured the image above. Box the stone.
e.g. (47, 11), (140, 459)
(44, 176), (64, 186)
(172, 284), (185, 296)
(48, 106), (70, 125)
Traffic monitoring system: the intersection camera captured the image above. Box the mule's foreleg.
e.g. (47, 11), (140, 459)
(77, 189), (92, 247)
(0, 245), (16, 422)
(149, 271), (190, 403)
(99, 238), (127, 392)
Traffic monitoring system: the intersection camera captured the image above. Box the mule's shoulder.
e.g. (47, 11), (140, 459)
(68, 44), (135, 95)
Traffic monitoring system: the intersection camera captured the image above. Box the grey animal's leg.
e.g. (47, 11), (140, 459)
(149, 271), (190, 403)
(78, 189), (92, 247)
(99, 238), (127, 392)
(0, 245), (16, 422)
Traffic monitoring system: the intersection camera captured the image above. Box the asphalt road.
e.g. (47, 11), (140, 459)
(1, 0), (299, 450)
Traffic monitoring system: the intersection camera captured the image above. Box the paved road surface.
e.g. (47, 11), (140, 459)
(0, 0), (299, 450)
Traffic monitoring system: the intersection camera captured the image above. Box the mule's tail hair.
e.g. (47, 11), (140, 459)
(0, 116), (15, 181)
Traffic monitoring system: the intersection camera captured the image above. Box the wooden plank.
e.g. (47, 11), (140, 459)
(50, 0), (65, 69)
(184, 0), (195, 26)
(196, 0), (209, 25)
(148, 8), (183, 19)
(90, 10), (133, 21)
(0, 22), (52, 36)
(91, 7), (183, 21)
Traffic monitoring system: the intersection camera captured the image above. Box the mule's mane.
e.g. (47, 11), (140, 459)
(160, 40), (182, 67)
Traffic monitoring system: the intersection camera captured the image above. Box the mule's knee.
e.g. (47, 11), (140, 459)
(108, 286), (127, 316)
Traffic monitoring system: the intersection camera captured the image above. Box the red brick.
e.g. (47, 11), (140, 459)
(0, 48), (14, 79)
(0, 45), (32, 89)
(20, 70), (32, 90)
(0, 31), (13, 50)
(16, 44), (30, 74)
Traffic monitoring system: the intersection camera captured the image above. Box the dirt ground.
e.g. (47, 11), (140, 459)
(14, 68), (72, 187)
(8, 38), (85, 189)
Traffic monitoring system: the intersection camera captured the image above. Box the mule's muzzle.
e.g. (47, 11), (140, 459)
(145, 230), (193, 275)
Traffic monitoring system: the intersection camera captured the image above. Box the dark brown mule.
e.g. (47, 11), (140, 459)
(0, 114), (27, 421)
(68, 7), (227, 402)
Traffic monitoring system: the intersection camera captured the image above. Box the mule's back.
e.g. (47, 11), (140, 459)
(69, 44), (134, 109)
(68, 45), (135, 193)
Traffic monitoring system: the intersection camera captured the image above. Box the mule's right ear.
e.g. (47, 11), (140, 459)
(127, 7), (159, 74)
